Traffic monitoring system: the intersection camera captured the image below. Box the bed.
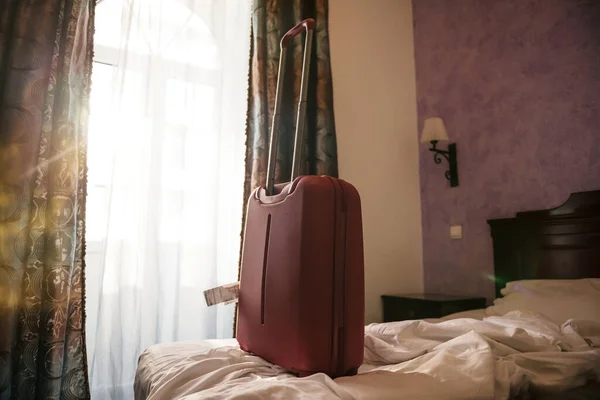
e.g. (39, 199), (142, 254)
(134, 190), (600, 399)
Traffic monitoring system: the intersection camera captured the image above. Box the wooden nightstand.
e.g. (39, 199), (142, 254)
(381, 293), (487, 322)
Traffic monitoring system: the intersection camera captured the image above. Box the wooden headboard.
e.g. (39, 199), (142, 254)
(487, 190), (600, 298)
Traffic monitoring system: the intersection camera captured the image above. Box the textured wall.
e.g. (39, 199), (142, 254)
(413, 0), (600, 299)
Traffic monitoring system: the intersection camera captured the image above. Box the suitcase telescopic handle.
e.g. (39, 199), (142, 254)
(265, 18), (315, 196)
(281, 18), (316, 45)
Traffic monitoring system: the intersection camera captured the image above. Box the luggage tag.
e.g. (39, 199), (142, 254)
(204, 281), (240, 307)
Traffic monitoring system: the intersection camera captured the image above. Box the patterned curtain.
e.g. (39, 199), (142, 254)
(244, 0), (338, 198)
(0, 0), (95, 398)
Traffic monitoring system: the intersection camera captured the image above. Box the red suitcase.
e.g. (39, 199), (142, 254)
(236, 18), (365, 378)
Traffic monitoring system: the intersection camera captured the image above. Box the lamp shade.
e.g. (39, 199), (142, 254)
(420, 117), (449, 143)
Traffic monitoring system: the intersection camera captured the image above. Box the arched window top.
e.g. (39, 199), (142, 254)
(95, 0), (219, 69)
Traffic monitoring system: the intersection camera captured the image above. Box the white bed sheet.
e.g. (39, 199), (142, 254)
(427, 307), (487, 322)
(134, 311), (600, 400)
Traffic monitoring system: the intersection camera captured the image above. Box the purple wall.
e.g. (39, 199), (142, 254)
(413, 0), (600, 300)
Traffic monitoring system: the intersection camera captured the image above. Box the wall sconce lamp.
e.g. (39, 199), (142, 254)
(420, 117), (459, 187)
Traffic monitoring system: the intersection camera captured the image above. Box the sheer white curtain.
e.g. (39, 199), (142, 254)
(85, 0), (251, 398)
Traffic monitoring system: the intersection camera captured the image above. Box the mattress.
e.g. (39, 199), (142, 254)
(135, 339), (239, 399)
(135, 310), (600, 399)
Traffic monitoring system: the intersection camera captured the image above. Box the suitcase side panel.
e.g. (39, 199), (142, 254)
(296, 177), (337, 373)
(339, 180), (365, 372)
(295, 177), (364, 377)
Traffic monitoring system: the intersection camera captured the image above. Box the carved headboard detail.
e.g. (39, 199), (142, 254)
(487, 190), (600, 298)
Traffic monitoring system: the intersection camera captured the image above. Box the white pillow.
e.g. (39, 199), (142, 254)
(500, 278), (600, 296)
(486, 279), (600, 325)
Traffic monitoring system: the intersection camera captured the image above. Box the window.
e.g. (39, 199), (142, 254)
(84, 3), (250, 367)
(87, 0), (244, 245)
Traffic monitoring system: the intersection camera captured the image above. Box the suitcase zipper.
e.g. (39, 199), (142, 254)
(338, 182), (348, 374)
(329, 178), (347, 375)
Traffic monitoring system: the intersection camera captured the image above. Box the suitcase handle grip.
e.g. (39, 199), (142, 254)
(265, 19), (315, 195)
(281, 18), (315, 47)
